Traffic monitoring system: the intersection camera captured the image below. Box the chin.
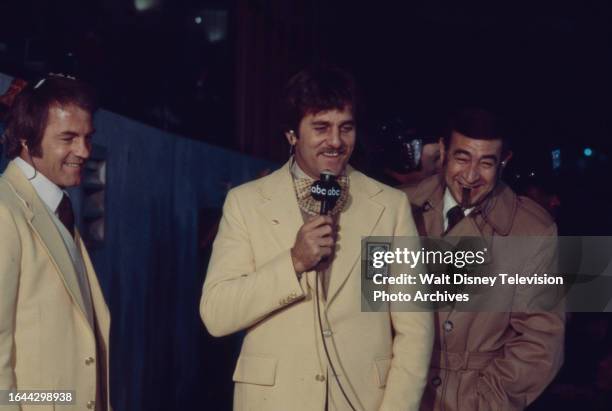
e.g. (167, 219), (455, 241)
(61, 178), (80, 188)
(323, 161), (346, 174)
(464, 191), (490, 207)
(321, 165), (340, 174)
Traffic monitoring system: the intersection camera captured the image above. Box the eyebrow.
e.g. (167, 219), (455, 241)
(310, 120), (355, 126)
(311, 120), (331, 126)
(56, 131), (95, 140)
(452, 149), (499, 163)
(58, 131), (80, 138)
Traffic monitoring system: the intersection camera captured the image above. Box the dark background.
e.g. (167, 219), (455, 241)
(1, 1), (610, 162)
(1, 1), (611, 410)
(1, 0), (610, 235)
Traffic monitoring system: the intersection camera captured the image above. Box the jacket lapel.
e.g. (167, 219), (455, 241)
(326, 169), (384, 306)
(255, 161), (305, 255)
(447, 182), (517, 237)
(409, 175), (445, 237)
(77, 232), (110, 339)
(3, 162), (90, 325)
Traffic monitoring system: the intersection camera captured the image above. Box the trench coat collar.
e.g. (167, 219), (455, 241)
(410, 174), (518, 236)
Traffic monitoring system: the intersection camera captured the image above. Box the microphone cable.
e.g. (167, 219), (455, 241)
(315, 269), (358, 411)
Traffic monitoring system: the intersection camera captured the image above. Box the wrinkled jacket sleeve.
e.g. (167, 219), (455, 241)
(200, 189), (305, 337)
(0, 205), (22, 411)
(477, 226), (565, 411)
(379, 193), (434, 411)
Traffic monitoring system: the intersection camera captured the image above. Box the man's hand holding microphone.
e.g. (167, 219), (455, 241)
(290, 171), (342, 275)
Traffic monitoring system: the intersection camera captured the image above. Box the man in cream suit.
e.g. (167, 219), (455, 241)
(0, 75), (110, 411)
(201, 66), (433, 410)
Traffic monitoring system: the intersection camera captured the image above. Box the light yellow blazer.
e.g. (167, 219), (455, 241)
(0, 162), (111, 411)
(201, 161), (433, 411)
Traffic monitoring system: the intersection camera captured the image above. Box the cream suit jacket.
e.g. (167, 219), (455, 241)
(0, 162), (111, 411)
(201, 161), (433, 411)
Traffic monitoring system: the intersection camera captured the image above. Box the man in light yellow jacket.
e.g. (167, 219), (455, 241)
(201, 66), (433, 411)
(0, 75), (111, 411)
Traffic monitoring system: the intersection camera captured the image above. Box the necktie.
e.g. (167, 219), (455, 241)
(445, 205), (464, 234)
(57, 194), (75, 237)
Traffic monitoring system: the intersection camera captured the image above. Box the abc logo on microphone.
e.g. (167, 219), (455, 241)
(310, 184), (341, 198)
(311, 176), (342, 215)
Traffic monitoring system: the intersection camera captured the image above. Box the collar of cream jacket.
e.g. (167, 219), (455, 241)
(12, 157), (65, 214)
(258, 159), (382, 201)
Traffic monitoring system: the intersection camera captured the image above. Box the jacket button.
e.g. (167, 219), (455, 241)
(315, 374), (326, 382)
(443, 320), (454, 332)
(85, 356), (95, 365)
(431, 376), (442, 387)
(322, 330), (333, 337)
(86, 400), (95, 409)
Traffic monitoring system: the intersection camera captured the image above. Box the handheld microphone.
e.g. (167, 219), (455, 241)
(310, 171), (342, 215)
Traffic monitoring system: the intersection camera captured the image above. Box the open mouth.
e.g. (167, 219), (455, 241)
(320, 150), (344, 158)
(64, 162), (83, 169)
(457, 181), (480, 190)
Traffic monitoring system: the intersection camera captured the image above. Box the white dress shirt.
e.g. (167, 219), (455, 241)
(442, 188), (474, 232)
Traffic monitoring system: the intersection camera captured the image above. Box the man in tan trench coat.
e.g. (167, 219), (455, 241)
(201, 66), (434, 410)
(0, 75), (111, 411)
(402, 108), (565, 411)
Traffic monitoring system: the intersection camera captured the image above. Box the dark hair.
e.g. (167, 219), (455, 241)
(2, 75), (97, 159)
(282, 65), (359, 133)
(443, 107), (509, 153)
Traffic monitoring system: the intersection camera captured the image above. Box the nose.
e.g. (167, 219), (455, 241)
(462, 163), (480, 184)
(327, 128), (342, 148)
(74, 137), (91, 159)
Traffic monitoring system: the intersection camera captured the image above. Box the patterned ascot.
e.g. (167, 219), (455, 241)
(293, 174), (350, 216)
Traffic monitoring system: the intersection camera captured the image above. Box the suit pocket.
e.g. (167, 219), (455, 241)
(373, 357), (392, 388)
(232, 355), (277, 386)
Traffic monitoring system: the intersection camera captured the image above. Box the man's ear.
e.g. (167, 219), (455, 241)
(285, 130), (297, 146)
(500, 150), (513, 168)
(20, 140), (30, 158)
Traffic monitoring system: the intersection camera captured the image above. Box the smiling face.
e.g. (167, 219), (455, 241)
(21, 104), (94, 188)
(441, 131), (511, 207)
(287, 106), (356, 179)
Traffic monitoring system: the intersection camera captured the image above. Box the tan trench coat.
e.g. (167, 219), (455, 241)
(402, 175), (565, 411)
